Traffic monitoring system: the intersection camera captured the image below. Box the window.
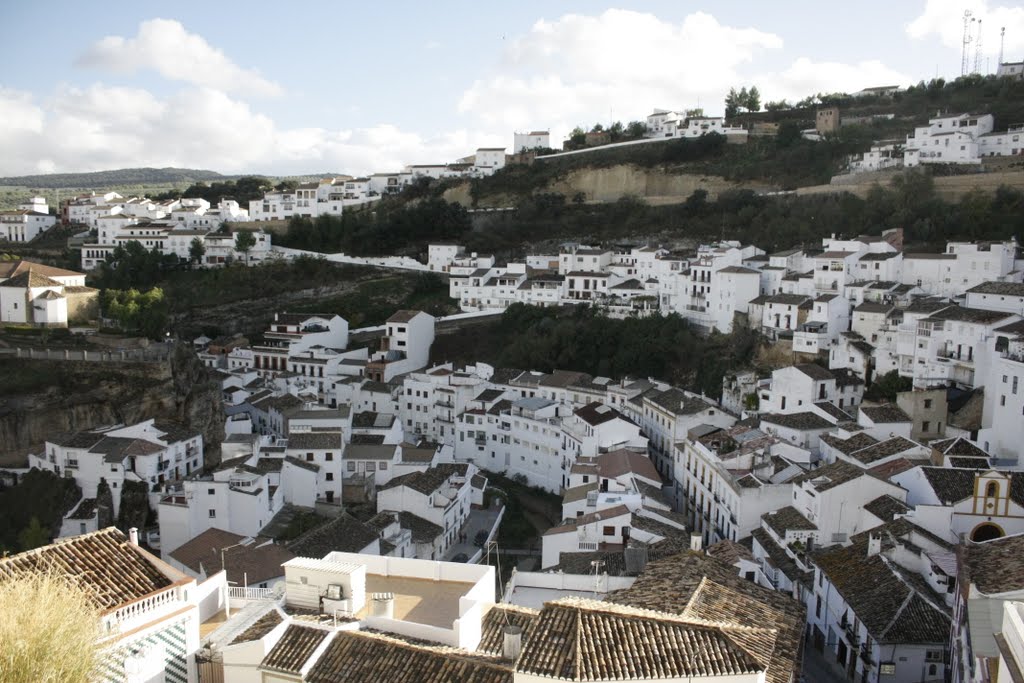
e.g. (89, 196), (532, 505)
(208, 488), (215, 495)
(326, 473), (334, 481)
(306, 453), (315, 462)
(924, 398), (933, 409)
(602, 525), (616, 536)
(208, 509), (216, 518)
(347, 462), (356, 471)
(379, 462), (388, 470)
(922, 421), (931, 432)
(815, 595), (822, 618)
(986, 482), (998, 497)
(325, 453), (333, 461)
(1001, 395), (1007, 407)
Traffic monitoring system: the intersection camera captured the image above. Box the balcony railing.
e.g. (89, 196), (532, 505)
(229, 586), (274, 600)
(103, 586), (183, 636)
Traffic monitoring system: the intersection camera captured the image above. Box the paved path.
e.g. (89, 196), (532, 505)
(801, 640), (849, 683)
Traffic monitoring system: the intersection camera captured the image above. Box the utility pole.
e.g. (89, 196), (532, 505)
(961, 10), (974, 76)
(998, 27), (1006, 68)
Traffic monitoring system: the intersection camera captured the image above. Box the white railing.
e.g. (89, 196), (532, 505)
(104, 586), (182, 635)
(578, 542), (598, 551)
(229, 586), (273, 600)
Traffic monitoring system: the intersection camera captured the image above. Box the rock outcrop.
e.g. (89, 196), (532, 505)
(0, 343), (224, 462)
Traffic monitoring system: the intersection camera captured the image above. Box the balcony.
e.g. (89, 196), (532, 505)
(102, 585), (186, 637)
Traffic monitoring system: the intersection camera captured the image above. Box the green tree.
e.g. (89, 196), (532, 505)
(685, 108), (705, 118)
(567, 126), (587, 149)
(765, 99), (791, 111)
(746, 86), (762, 112)
(608, 121), (625, 141)
(188, 237), (205, 266)
(234, 230), (257, 264)
(17, 516), (49, 551)
(625, 120), (648, 138)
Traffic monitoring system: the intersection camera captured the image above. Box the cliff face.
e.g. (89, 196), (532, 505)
(0, 344), (224, 462)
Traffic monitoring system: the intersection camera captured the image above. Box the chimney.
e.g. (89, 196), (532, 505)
(690, 532), (703, 552)
(867, 533), (881, 557)
(128, 527), (139, 546)
(370, 592), (394, 619)
(502, 625), (523, 661)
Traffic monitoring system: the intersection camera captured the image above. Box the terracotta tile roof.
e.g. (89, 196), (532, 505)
(478, 604), (539, 656)
(860, 404), (911, 423)
(920, 466), (977, 504)
(962, 533), (1024, 594)
(0, 527), (177, 611)
(820, 431), (878, 455)
(516, 598), (764, 680)
(792, 460), (873, 491)
(606, 552), (805, 683)
(1, 269), (65, 288)
(705, 539), (754, 565)
(307, 630), (511, 683)
(288, 513), (379, 557)
(848, 436), (922, 465)
(287, 431), (342, 450)
(381, 463), (468, 495)
(260, 624), (330, 674)
(646, 388), (716, 415)
(596, 448), (660, 482)
(760, 412), (833, 431)
(931, 437), (990, 459)
(794, 363), (835, 380)
(751, 528), (813, 588)
(170, 528), (294, 586)
(397, 512), (443, 543)
(863, 494), (911, 522)
(0, 259), (84, 279)
(387, 309), (425, 323)
(813, 541), (950, 644)
(573, 401), (627, 426)
(231, 608), (284, 644)
(762, 506), (817, 535)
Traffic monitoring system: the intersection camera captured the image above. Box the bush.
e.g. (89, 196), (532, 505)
(0, 571), (102, 683)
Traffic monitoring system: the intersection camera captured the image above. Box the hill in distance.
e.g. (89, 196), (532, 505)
(0, 167), (229, 190)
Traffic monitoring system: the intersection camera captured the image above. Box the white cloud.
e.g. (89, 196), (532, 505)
(0, 85), (498, 177)
(764, 58), (915, 103)
(78, 19), (282, 97)
(907, 0), (1024, 56)
(458, 9), (784, 134)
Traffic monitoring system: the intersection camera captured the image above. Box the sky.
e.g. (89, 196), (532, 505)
(1, 0), (1024, 178)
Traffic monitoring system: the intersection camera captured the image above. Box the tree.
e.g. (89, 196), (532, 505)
(765, 99), (791, 111)
(17, 516), (49, 551)
(608, 121), (624, 141)
(188, 237), (205, 266)
(234, 230), (257, 264)
(567, 126), (587, 150)
(747, 86), (761, 112)
(685, 108), (705, 118)
(0, 571), (102, 683)
(625, 120), (648, 139)
(725, 87), (741, 118)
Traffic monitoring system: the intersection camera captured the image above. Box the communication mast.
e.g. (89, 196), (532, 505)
(961, 10), (974, 76)
(974, 19), (983, 73)
(998, 27), (1006, 68)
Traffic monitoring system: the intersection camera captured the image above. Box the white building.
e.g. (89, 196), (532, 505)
(473, 148), (507, 176)
(513, 130), (550, 152)
(0, 197), (57, 242)
(367, 310), (435, 383)
(904, 113), (994, 167)
(31, 419), (204, 519)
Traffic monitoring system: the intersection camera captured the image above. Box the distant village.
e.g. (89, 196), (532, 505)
(2, 65), (1024, 683)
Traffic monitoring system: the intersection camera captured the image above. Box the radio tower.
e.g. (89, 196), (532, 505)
(961, 10), (974, 76)
(999, 27), (1006, 68)
(974, 19), (983, 73)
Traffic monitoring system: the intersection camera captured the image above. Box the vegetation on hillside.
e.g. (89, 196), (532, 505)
(0, 166), (226, 189)
(459, 176), (1024, 256)
(431, 304), (761, 398)
(0, 469), (81, 553)
(275, 197), (472, 256)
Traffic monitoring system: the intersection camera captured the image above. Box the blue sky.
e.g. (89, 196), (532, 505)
(1, 0), (1023, 176)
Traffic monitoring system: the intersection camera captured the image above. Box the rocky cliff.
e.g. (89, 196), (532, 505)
(0, 343), (224, 463)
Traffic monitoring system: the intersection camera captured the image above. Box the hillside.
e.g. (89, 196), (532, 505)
(0, 167), (229, 189)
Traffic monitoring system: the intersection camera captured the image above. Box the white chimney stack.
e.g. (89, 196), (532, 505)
(128, 528), (139, 546)
(370, 592), (394, 619)
(867, 533), (881, 557)
(503, 625), (523, 661)
(690, 532), (703, 552)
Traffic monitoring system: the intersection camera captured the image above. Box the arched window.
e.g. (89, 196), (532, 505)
(986, 482), (999, 498)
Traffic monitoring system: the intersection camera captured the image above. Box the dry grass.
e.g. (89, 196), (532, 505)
(0, 571), (102, 683)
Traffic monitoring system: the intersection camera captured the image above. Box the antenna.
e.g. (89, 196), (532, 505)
(974, 19), (983, 74)
(961, 10), (974, 76)
(998, 27), (1006, 68)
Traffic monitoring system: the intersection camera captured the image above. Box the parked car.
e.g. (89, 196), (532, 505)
(473, 530), (488, 547)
